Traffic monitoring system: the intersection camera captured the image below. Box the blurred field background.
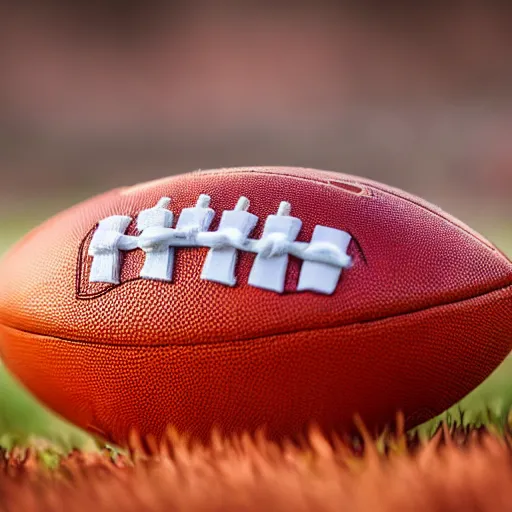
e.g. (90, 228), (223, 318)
(0, 1), (511, 448)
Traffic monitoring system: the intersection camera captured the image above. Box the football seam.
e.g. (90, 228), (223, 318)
(83, 194), (352, 293)
(74, 230), (368, 300)
(2, 283), (511, 348)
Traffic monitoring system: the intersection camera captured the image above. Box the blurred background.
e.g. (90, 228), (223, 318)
(0, 0), (511, 446)
(0, 2), (511, 221)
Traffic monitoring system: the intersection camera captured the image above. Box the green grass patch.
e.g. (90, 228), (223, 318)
(0, 366), (96, 451)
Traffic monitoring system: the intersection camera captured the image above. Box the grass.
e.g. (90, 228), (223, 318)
(2, 417), (512, 512)
(0, 367), (96, 451)
(416, 355), (512, 437)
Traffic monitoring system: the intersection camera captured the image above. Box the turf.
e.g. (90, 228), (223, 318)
(1, 419), (512, 512)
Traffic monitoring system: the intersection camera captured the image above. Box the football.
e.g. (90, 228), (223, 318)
(0, 166), (511, 445)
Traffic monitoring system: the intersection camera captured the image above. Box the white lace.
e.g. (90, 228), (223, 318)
(88, 195), (352, 295)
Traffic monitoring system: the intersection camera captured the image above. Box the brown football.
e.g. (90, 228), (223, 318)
(0, 167), (511, 445)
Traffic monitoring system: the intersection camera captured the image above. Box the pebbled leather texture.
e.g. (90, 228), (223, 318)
(0, 166), (512, 443)
(1, 286), (511, 444)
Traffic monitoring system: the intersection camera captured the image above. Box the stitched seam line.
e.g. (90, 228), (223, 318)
(87, 194), (353, 294)
(3, 283), (512, 348)
(91, 229), (352, 265)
